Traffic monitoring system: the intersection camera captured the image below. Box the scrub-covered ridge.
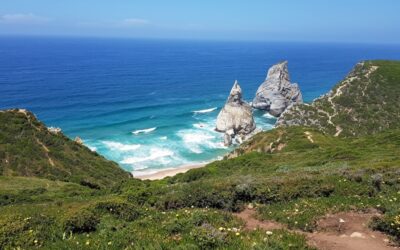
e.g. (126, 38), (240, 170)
(0, 109), (131, 188)
(277, 60), (400, 137)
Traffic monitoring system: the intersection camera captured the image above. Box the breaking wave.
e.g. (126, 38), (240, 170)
(132, 127), (157, 135)
(193, 107), (217, 114)
(121, 148), (174, 164)
(103, 141), (141, 151)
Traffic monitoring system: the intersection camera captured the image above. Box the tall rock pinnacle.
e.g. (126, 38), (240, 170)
(216, 80), (256, 146)
(253, 61), (303, 116)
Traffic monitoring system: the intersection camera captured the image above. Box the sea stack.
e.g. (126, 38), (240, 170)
(216, 80), (256, 146)
(252, 61), (303, 116)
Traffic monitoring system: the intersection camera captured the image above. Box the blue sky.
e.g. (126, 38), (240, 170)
(0, 0), (399, 43)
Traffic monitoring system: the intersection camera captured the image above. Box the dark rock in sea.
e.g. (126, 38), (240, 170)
(216, 80), (256, 146)
(252, 61), (303, 117)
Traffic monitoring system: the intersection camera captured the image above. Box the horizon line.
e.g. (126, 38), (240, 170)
(1, 33), (400, 46)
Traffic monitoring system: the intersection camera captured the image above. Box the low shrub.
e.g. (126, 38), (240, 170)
(0, 214), (56, 249)
(190, 223), (227, 248)
(370, 214), (400, 244)
(63, 208), (100, 233)
(95, 200), (140, 221)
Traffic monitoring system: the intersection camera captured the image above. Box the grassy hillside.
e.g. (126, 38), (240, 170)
(0, 109), (130, 188)
(0, 126), (399, 249)
(0, 60), (400, 249)
(277, 60), (400, 137)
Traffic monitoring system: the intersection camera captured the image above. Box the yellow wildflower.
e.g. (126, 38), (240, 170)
(394, 215), (400, 225)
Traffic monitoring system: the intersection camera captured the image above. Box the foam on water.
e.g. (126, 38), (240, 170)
(121, 147), (175, 164)
(73, 107), (275, 173)
(95, 108), (274, 172)
(193, 107), (218, 114)
(132, 127), (157, 135)
(103, 141), (141, 151)
(178, 129), (217, 154)
(263, 113), (276, 119)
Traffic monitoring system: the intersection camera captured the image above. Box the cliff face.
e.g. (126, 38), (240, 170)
(216, 81), (256, 145)
(253, 61), (303, 117)
(0, 109), (130, 188)
(277, 61), (400, 137)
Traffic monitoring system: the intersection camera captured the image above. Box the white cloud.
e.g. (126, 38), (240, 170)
(0, 13), (50, 24)
(120, 18), (149, 27)
(75, 18), (150, 29)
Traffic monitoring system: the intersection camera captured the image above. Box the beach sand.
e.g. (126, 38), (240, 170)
(134, 163), (206, 180)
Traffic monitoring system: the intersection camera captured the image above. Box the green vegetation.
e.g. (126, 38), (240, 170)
(0, 109), (130, 188)
(0, 60), (400, 249)
(0, 125), (399, 249)
(278, 60), (400, 137)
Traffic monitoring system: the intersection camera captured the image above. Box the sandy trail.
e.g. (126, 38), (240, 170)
(235, 208), (397, 250)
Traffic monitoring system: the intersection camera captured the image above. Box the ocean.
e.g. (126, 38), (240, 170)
(1, 36), (400, 176)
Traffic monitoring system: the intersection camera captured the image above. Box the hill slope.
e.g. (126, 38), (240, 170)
(0, 109), (130, 188)
(277, 60), (400, 137)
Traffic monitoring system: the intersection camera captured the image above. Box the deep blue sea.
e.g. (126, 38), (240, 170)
(1, 36), (400, 176)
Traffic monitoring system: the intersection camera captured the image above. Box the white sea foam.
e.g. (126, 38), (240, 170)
(193, 123), (208, 129)
(180, 131), (215, 153)
(132, 165), (149, 171)
(103, 141), (141, 151)
(177, 128), (227, 154)
(263, 113), (276, 119)
(88, 146), (97, 152)
(132, 127), (157, 135)
(193, 107), (217, 114)
(121, 148), (174, 164)
(159, 136), (168, 140)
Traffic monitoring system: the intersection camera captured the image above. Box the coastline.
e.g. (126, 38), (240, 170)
(133, 163), (207, 180)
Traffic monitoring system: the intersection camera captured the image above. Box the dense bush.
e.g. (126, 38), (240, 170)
(0, 214), (56, 249)
(63, 208), (100, 233)
(190, 223), (227, 248)
(95, 200), (141, 221)
(371, 214), (400, 243)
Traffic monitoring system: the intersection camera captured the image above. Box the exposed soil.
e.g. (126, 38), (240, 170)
(235, 208), (398, 250)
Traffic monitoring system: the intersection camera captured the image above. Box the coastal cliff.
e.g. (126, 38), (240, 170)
(276, 60), (400, 137)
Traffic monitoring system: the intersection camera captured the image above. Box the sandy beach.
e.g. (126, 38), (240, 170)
(134, 163), (207, 180)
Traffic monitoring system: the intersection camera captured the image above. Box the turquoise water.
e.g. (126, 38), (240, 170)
(1, 36), (400, 175)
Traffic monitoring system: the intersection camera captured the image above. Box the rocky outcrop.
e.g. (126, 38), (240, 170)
(253, 61), (303, 116)
(216, 80), (256, 146)
(74, 136), (83, 145)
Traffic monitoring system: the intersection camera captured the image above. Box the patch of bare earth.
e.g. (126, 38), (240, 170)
(234, 208), (397, 250)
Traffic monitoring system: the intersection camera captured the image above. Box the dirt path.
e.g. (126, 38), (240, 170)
(19, 109), (55, 167)
(235, 208), (397, 250)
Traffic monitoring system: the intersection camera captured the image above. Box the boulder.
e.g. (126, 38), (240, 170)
(253, 61), (303, 116)
(74, 136), (83, 145)
(216, 80), (256, 146)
